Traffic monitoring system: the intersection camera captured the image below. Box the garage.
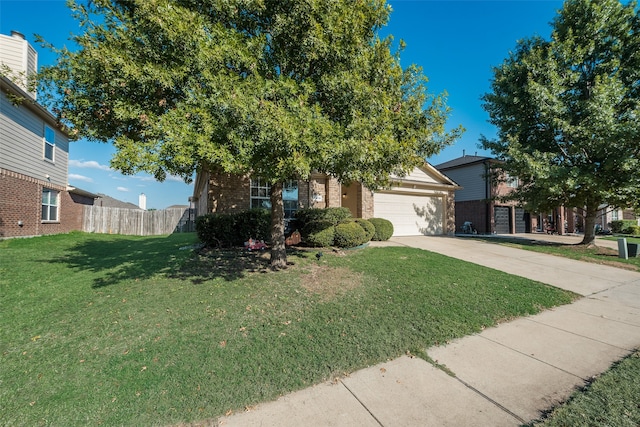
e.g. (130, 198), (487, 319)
(494, 206), (511, 234)
(514, 207), (528, 233)
(374, 192), (445, 236)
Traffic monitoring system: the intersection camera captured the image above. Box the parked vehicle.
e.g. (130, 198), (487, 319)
(461, 221), (477, 234)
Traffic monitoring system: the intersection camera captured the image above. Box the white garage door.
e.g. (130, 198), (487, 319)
(373, 192), (444, 236)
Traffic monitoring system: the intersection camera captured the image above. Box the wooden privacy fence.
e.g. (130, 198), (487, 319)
(82, 206), (196, 236)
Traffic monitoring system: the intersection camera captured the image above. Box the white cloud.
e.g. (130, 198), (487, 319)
(130, 175), (155, 182)
(117, 186), (130, 192)
(69, 159), (111, 171)
(68, 173), (93, 183)
(167, 174), (186, 182)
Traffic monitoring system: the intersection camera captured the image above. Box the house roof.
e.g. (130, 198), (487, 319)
(67, 186), (99, 199)
(434, 155), (495, 171)
(95, 193), (142, 210)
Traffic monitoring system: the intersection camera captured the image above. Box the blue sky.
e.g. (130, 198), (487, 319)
(1, 0), (563, 209)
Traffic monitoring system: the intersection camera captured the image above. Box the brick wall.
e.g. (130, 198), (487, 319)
(308, 176), (328, 208)
(326, 178), (342, 208)
(205, 173), (329, 213)
(63, 192), (95, 231)
(0, 168), (86, 238)
(360, 186), (374, 219)
(455, 199), (489, 234)
(206, 172), (251, 213)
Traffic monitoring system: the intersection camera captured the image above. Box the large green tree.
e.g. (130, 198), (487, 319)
(39, 0), (460, 267)
(481, 0), (640, 245)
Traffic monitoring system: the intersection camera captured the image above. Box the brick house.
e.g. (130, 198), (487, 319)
(0, 31), (96, 238)
(435, 154), (533, 234)
(192, 163), (460, 236)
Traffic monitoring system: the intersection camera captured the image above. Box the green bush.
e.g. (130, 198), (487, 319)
(334, 221), (368, 248)
(235, 209), (271, 242)
(295, 207), (352, 229)
(303, 220), (335, 247)
(354, 218), (375, 241)
(610, 220), (636, 234)
(624, 225), (640, 235)
(195, 213), (236, 247)
(369, 218), (394, 241)
(195, 209), (271, 247)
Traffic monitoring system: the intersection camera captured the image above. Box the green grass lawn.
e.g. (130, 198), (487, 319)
(0, 232), (575, 426)
(603, 235), (640, 244)
(530, 350), (640, 426)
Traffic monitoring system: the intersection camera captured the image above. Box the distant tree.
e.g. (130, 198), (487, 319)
(39, 0), (461, 267)
(481, 0), (640, 246)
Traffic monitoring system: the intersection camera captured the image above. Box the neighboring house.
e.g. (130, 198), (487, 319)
(94, 193), (143, 210)
(0, 31), (96, 238)
(435, 154), (533, 234)
(192, 163), (460, 236)
(594, 206), (639, 232)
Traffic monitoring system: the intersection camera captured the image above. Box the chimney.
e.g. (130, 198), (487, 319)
(462, 149), (466, 157)
(11, 30), (25, 40)
(139, 193), (147, 210)
(1, 31), (38, 99)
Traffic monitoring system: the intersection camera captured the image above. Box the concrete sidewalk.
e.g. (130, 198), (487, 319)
(218, 236), (640, 426)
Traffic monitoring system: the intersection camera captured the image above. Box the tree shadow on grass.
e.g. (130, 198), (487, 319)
(172, 246), (312, 285)
(51, 235), (310, 288)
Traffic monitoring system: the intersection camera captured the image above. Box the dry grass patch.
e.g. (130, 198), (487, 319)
(300, 264), (364, 301)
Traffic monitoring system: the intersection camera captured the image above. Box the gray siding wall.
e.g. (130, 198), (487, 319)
(0, 90), (69, 187)
(442, 163), (487, 202)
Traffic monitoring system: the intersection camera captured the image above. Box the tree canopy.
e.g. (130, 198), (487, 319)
(39, 0), (461, 266)
(481, 0), (640, 245)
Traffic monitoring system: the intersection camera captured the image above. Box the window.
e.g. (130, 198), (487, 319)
(44, 126), (55, 161)
(283, 180), (299, 219)
(612, 209), (619, 221)
(505, 173), (519, 188)
(42, 189), (59, 221)
(250, 178), (272, 210)
(250, 178), (299, 219)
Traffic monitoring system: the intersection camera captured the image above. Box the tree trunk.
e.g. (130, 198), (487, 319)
(269, 182), (288, 269)
(580, 202), (598, 247)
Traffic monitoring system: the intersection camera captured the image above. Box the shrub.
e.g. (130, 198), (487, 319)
(624, 225), (640, 236)
(195, 209), (271, 248)
(295, 207), (352, 229)
(334, 221), (368, 248)
(195, 213), (236, 247)
(369, 218), (394, 241)
(235, 209), (271, 242)
(354, 218), (375, 241)
(303, 220), (335, 247)
(610, 220), (636, 234)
